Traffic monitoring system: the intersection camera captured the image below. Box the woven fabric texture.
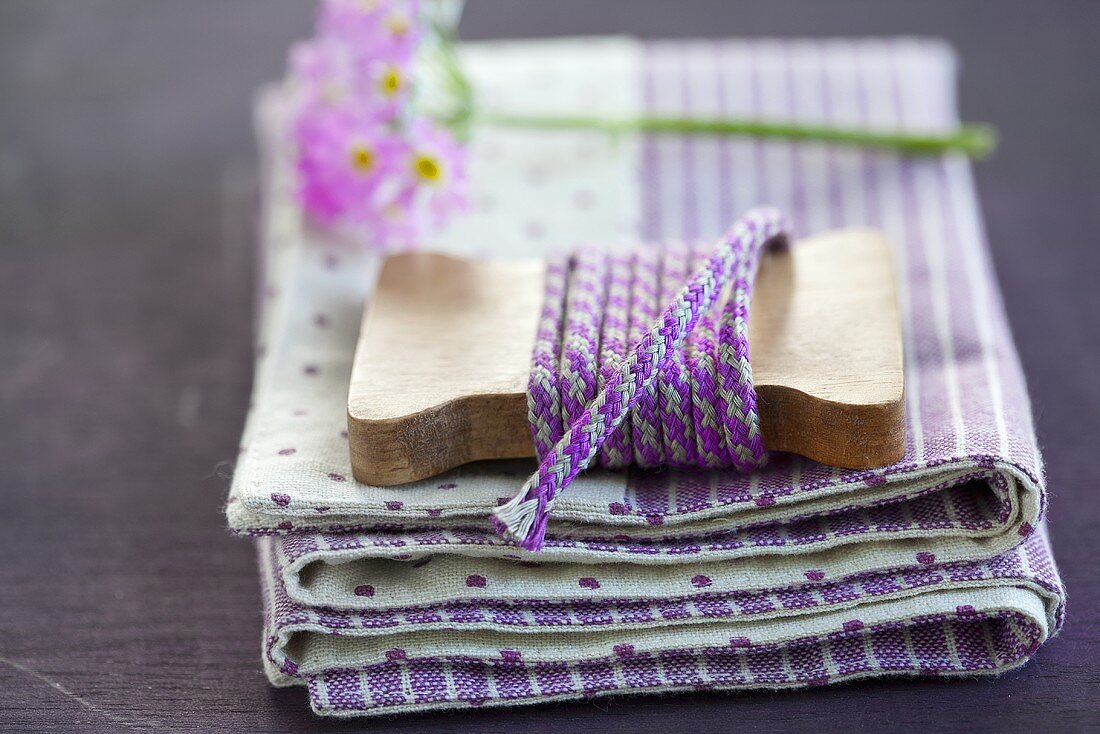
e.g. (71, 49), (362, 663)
(228, 37), (1064, 717)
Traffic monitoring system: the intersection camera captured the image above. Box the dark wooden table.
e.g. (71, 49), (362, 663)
(3, 1), (1098, 731)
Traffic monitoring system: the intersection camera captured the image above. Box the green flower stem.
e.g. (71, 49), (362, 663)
(476, 111), (997, 159)
(424, 9), (996, 159)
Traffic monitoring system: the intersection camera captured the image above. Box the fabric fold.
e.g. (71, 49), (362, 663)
(258, 532), (1061, 716)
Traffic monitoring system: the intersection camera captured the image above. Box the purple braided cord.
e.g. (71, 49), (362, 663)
(658, 239), (696, 468)
(495, 207), (789, 550)
(628, 244), (663, 467)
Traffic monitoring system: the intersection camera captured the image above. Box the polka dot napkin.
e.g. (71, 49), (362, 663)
(228, 37), (1064, 717)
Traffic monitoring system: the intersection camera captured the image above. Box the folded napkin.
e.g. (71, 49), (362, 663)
(229, 37), (1064, 717)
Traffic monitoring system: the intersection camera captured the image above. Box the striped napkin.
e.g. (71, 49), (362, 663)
(228, 37), (1064, 717)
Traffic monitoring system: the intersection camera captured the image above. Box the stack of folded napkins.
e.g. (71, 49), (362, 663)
(227, 37), (1064, 717)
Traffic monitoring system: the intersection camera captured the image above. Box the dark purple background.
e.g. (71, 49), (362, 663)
(2, 1), (1098, 731)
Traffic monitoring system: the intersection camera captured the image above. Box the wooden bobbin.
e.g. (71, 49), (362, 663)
(348, 228), (905, 486)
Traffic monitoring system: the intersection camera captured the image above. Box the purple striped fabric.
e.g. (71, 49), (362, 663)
(244, 38), (1065, 716)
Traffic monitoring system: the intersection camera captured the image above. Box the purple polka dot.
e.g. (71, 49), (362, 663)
(975, 455), (996, 469)
(523, 221), (546, 240)
(303, 364), (319, 376)
(313, 313), (330, 328)
(438, 483), (457, 490)
(314, 506), (330, 514)
(754, 495), (776, 507)
(466, 574), (487, 588)
(613, 644), (635, 658)
(277, 448), (296, 456)
(1018, 522), (1034, 537)
(328, 473), (347, 482)
(384, 501), (404, 511)
(277, 520), (293, 531)
(426, 508), (443, 518)
(843, 619), (865, 632)
(525, 165), (549, 185)
(573, 189), (596, 210)
(729, 637), (751, 648)
(916, 552), (936, 565)
(500, 650), (522, 662)
(281, 659), (299, 676)
(805, 570), (826, 582)
(270, 492), (291, 507)
(354, 585), (375, 597)
(865, 474), (887, 486)
(385, 648), (407, 661)
(645, 514), (664, 526)
(608, 502), (628, 515)
(578, 577), (600, 590)
(691, 574), (712, 588)
(956, 604), (977, 617)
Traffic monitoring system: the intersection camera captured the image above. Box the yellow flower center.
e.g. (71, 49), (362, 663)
(386, 12), (410, 36)
(350, 144), (374, 173)
(357, 0), (380, 10)
(412, 153), (443, 183)
(379, 66), (403, 97)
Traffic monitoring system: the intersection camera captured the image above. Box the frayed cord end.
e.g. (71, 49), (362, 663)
(491, 482), (551, 551)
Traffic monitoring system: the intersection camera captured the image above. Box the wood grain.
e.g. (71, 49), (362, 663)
(348, 229), (905, 485)
(348, 256), (546, 483)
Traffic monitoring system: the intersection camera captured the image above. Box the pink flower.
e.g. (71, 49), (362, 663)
(362, 58), (412, 121)
(292, 103), (404, 225)
(288, 37), (358, 110)
(289, 38), (410, 121)
(287, 0), (467, 251)
(318, 0), (421, 67)
(393, 118), (469, 227)
(351, 118), (467, 249)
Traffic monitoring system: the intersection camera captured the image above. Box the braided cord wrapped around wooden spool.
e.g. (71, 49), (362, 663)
(493, 207), (788, 550)
(346, 212), (905, 536)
